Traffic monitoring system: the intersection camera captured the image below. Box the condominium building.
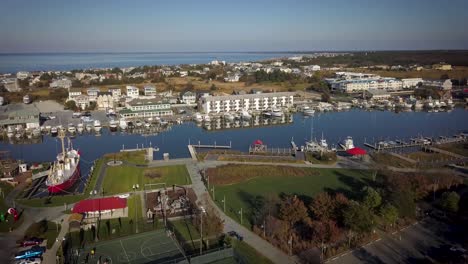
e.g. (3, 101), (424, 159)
(331, 78), (402, 92)
(120, 98), (173, 119)
(126, 86), (139, 99)
(199, 92), (294, 114)
(401, 78), (423, 89)
(181, 91), (196, 105)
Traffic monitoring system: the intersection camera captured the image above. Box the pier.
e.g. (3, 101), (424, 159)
(189, 141), (232, 149)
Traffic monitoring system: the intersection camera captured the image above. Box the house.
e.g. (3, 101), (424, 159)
(0, 103), (40, 129)
(224, 74), (240, 82)
(120, 98), (173, 119)
(179, 71), (188, 77)
(199, 92), (294, 114)
(16, 71), (30, 80)
(432, 63), (452, 71)
(74, 95), (90, 110)
(68, 88), (82, 100)
(210, 60), (226, 66)
(96, 92), (114, 109)
(108, 88), (122, 100)
(126, 86), (139, 99)
(181, 91), (196, 104)
(86, 87), (101, 101)
(50, 78), (72, 89)
(144, 86), (157, 96)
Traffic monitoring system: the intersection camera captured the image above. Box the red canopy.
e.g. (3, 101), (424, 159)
(72, 197), (127, 213)
(346, 147), (367, 156)
(253, 139), (263, 145)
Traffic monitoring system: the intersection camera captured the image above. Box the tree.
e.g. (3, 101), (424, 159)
(279, 195), (309, 229)
(379, 203), (398, 227)
(210, 84), (217, 91)
(439, 191), (460, 213)
(310, 192), (335, 221)
(343, 203), (375, 234)
(64, 100), (78, 111)
(390, 190), (416, 219)
(362, 187), (382, 210)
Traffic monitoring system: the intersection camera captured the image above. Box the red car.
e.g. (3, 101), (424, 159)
(20, 237), (44, 247)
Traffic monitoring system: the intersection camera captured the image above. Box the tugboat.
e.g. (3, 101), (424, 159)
(46, 130), (80, 194)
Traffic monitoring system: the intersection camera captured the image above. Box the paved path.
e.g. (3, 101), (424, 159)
(42, 215), (70, 264)
(186, 161), (296, 264)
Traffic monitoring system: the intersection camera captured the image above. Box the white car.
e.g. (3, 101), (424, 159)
(16, 258), (41, 264)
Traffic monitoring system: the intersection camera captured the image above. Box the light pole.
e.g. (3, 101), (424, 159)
(239, 208), (243, 225)
(211, 186), (215, 201)
(133, 184), (139, 233)
(199, 206), (206, 255)
(222, 195), (226, 212)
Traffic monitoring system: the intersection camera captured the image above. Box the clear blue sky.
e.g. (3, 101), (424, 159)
(1, 0), (467, 52)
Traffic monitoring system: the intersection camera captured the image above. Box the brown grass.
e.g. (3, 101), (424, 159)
(206, 164), (319, 186)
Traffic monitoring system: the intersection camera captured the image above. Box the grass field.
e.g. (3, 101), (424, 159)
(104, 151), (148, 165)
(371, 153), (414, 168)
(233, 240), (274, 264)
(407, 151), (453, 162)
(103, 165), (191, 195)
(436, 143), (468, 157)
(208, 165), (372, 229)
(73, 229), (183, 264)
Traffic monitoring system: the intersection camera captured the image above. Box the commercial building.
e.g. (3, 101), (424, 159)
(0, 103), (40, 129)
(199, 92), (294, 114)
(120, 98), (173, 119)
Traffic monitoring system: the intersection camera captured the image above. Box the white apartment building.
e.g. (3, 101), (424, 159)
(50, 78), (72, 89)
(87, 87), (101, 101)
(108, 88), (121, 100)
(181, 91), (196, 105)
(126, 86), (139, 98)
(401, 78), (423, 89)
(68, 88), (82, 100)
(144, 86), (157, 96)
(199, 92), (294, 114)
(331, 78), (402, 93)
(120, 98), (173, 119)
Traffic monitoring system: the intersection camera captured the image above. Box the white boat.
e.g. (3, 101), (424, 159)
(109, 119), (118, 131)
(45, 125), (52, 132)
(67, 123), (76, 133)
(51, 126), (58, 136)
(32, 127), (41, 137)
(224, 113), (235, 121)
(135, 120), (143, 127)
(303, 109), (315, 116)
(77, 123), (84, 133)
(94, 120), (102, 131)
(194, 113), (203, 122)
(241, 111), (252, 120)
(7, 126), (14, 138)
(85, 123), (93, 132)
(340, 136), (355, 150)
(446, 99), (454, 108)
(15, 133), (22, 139)
(58, 125), (66, 133)
(271, 109), (283, 117)
(263, 111), (272, 117)
(425, 101), (434, 109)
(413, 101), (423, 109)
(144, 122), (151, 128)
(119, 120), (128, 130)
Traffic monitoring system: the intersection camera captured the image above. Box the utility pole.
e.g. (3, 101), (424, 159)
(239, 208), (243, 225)
(211, 186), (215, 200)
(222, 195), (226, 212)
(199, 206), (206, 255)
(133, 184), (139, 233)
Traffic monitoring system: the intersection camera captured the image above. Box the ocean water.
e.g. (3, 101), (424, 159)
(0, 52), (298, 73)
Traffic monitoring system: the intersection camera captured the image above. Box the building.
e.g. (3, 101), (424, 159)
(304, 65), (321, 71)
(16, 71), (30, 80)
(368, 89), (391, 101)
(210, 60), (226, 66)
(68, 88), (82, 100)
(432, 63), (452, 71)
(50, 78), (72, 89)
(74, 95), (90, 110)
(401, 78), (423, 89)
(224, 74), (240, 82)
(96, 92), (114, 109)
(126, 86), (139, 99)
(423, 79), (452, 90)
(120, 98), (173, 119)
(144, 86), (157, 96)
(2, 78), (20, 92)
(181, 91), (196, 104)
(108, 88), (122, 100)
(87, 87), (101, 101)
(199, 92), (294, 114)
(0, 103), (40, 129)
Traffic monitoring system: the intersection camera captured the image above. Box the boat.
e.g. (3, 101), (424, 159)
(446, 99), (454, 108)
(109, 119), (118, 131)
(15, 133), (22, 139)
(51, 127), (58, 136)
(339, 136), (355, 150)
(241, 111), (252, 120)
(0, 96), (4, 106)
(303, 109), (315, 116)
(224, 113), (235, 121)
(85, 123), (93, 132)
(413, 101), (423, 110)
(7, 126), (14, 138)
(263, 111), (272, 118)
(144, 122), (151, 128)
(135, 120), (143, 127)
(271, 109), (283, 117)
(23, 95), (31, 104)
(45, 130), (81, 194)
(194, 113), (203, 122)
(67, 123), (76, 133)
(119, 120), (128, 130)
(77, 123), (84, 133)
(32, 127), (41, 137)
(319, 132), (328, 149)
(93, 120), (102, 132)
(203, 115), (211, 122)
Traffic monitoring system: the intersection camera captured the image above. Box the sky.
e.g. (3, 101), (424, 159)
(1, 0), (467, 52)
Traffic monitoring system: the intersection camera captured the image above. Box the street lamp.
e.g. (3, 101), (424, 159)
(133, 184), (139, 233)
(199, 206), (206, 255)
(238, 208), (243, 225)
(221, 196), (226, 212)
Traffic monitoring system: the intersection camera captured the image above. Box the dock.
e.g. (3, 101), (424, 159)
(190, 141), (232, 149)
(32, 170), (48, 180)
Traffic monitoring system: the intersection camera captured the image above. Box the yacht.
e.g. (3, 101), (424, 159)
(413, 101), (423, 110)
(32, 127), (41, 137)
(85, 123), (93, 132)
(194, 113), (203, 122)
(203, 115), (211, 122)
(263, 111), (272, 118)
(224, 113), (235, 121)
(51, 126), (58, 136)
(144, 122), (151, 128)
(67, 123), (76, 133)
(94, 120), (102, 131)
(135, 120), (143, 127)
(119, 119), (128, 130)
(77, 123), (84, 133)
(271, 109), (283, 118)
(339, 136), (355, 150)
(109, 119), (118, 131)
(303, 109), (315, 116)
(241, 111), (252, 120)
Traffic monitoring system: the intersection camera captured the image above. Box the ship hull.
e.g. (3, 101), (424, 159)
(47, 162), (80, 194)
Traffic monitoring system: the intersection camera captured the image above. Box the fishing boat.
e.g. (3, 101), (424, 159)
(93, 120), (102, 132)
(339, 136), (355, 150)
(46, 130), (80, 194)
(67, 123), (76, 133)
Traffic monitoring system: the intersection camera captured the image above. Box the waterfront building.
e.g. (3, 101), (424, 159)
(199, 92), (294, 114)
(68, 88), (82, 100)
(0, 103), (40, 129)
(120, 98), (173, 119)
(96, 92), (114, 110)
(144, 86), (157, 96)
(181, 91), (196, 105)
(368, 89), (391, 101)
(86, 87), (101, 101)
(74, 95), (90, 110)
(50, 78), (72, 89)
(126, 86), (140, 99)
(330, 77), (402, 93)
(423, 79), (452, 90)
(401, 78), (423, 89)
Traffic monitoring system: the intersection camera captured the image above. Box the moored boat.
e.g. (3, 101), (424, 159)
(94, 120), (102, 132)
(339, 136), (355, 150)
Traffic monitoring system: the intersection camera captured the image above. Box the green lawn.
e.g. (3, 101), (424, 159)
(128, 193), (142, 219)
(102, 165), (191, 195)
(170, 219), (200, 242)
(104, 150), (148, 165)
(210, 166), (372, 229)
(24, 220), (61, 249)
(233, 240), (274, 264)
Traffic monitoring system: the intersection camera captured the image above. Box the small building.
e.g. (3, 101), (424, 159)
(50, 78), (72, 89)
(120, 98), (173, 119)
(224, 74), (240, 82)
(0, 103), (40, 129)
(126, 86), (139, 99)
(144, 86), (157, 96)
(16, 71), (30, 80)
(87, 87), (101, 101)
(108, 88), (122, 100)
(432, 63), (452, 71)
(72, 197), (127, 220)
(368, 89), (391, 101)
(68, 88), (82, 100)
(181, 91), (196, 105)
(96, 92), (114, 110)
(74, 94), (90, 110)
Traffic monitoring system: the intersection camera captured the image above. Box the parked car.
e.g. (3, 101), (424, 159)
(72, 112), (82, 118)
(15, 246), (46, 260)
(83, 111), (92, 117)
(15, 257), (41, 264)
(227, 231), (243, 241)
(20, 237), (44, 247)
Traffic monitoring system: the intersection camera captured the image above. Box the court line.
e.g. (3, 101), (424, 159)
(120, 239), (131, 263)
